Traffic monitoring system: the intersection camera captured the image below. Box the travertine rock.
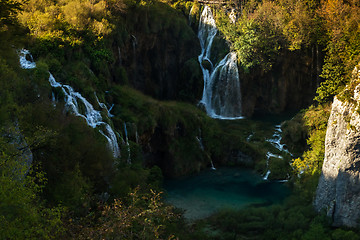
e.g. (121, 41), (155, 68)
(314, 65), (360, 227)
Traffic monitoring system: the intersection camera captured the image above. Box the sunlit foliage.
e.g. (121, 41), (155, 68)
(291, 104), (331, 176)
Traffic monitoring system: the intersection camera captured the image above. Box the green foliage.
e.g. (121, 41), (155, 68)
(215, 9), (282, 72)
(315, 0), (360, 103)
(0, 0), (22, 27)
(213, 0), (320, 72)
(281, 111), (308, 155)
(76, 187), (179, 239)
(190, 187), (358, 240)
(332, 228), (360, 240)
(0, 135), (64, 239)
(48, 164), (92, 214)
(18, 0), (113, 46)
(291, 104), (331, 176)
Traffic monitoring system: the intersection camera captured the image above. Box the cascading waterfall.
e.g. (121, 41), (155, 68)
(198, 6), (243, 119)
(19, 49), (120, 159)
(263, 125), (291, 181)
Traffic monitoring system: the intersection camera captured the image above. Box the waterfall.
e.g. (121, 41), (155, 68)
(196, 130), (216, 170)
(266, 125), (291, 154)
(188, 5), (195, 25)
(263, 125), (291, 181)
(19, 49), (120, 159)
(135, 130), (139, 144)
(95, 92), (114, 118)
(198, 6), (243, 120)
(131, 35), (137, 57)
(124, 122), (131, 164)
(19, 49), (36, 69)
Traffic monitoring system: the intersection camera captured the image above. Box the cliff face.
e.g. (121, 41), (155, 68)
(241, 46), (322, 116)
(314, 65), (360, 227)
(118, 3), (202, 103)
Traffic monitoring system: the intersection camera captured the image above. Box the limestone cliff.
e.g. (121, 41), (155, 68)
(314, 64), (360, 227)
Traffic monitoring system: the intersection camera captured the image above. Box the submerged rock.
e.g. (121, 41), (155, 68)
(314, 64), (360, 227)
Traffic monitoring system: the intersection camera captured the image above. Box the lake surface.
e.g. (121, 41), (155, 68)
(164, 167), (290, 220)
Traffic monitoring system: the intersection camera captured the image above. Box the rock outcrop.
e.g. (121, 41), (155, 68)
(314, 65), (360, 227)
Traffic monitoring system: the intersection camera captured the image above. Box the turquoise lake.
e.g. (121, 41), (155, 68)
(164, 167), (290, 220)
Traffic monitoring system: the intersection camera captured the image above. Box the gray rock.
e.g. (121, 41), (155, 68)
(2, 122), (33, 177)
(314, 65), (360, 227)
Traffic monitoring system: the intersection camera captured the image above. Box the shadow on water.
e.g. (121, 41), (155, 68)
(164, 167), (290, 220)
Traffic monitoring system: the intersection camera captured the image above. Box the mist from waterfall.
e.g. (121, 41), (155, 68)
(19, 49), (120, 159)
(198, 6), (243, 119)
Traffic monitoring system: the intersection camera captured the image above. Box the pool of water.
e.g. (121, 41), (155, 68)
(164, 167), (290, 220)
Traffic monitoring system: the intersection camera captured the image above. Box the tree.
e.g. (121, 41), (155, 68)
(0, 0), (21, 27)
(0, 135), (64, 239)
(76, 187), (179, 239)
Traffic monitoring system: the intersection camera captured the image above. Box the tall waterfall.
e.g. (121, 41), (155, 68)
(198, 6), (243, 119)
(19, 50), (120, 158)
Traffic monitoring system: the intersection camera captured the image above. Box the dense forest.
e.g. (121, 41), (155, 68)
(1, 0), (360, 239)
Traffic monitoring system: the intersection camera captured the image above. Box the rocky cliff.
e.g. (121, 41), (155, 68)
(241, 46), (322, 116)
(314, 64), (360, 227)
(118, 2), (202, 103)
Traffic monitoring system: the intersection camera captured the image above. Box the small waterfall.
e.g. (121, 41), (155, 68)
(246, 132), (254, 142)
(188, 5), (195, 25)
(263, 125), (290, 181)
(266, 125), (291, 154)
(95, 92), (114, 118)
(51, 91), (57, 107)
(135, 130), (139, 144)
(196, 130), (216, 170)
(19, 49), (36, 69)
(124, 122), (131, 164)
(198, 6), (243, 120)
(131, 35), (137, 56)
(19, 49), (120, 159)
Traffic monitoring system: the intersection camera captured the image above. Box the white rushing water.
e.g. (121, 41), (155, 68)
(196, 130), (216, 170)
(198, 6), (243, 120)
(19, 49), (36, 69)
(95, 92), (114, 118)
(263, 125), (291, 181)
(19, 49), (120, 159)
(188, 4), (195, 25)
